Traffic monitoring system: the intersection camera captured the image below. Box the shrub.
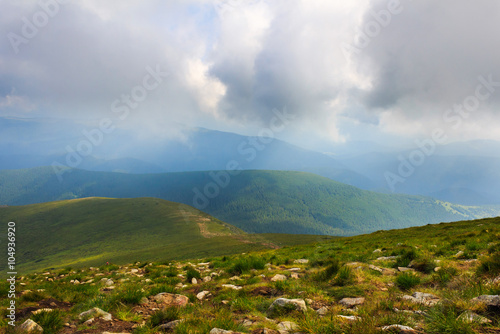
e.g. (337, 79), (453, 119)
(395, 272), (421, 291)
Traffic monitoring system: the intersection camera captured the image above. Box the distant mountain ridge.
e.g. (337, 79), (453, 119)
(1, 167), (498, 236)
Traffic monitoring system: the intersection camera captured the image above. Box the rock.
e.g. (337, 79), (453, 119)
(381, 324), (416, 333)
(221, 284), (242, 290)
(376, 256), (399, 261)
(19, 319), (43, 333)
(130, 268), (139, 274)
(268, 298), (307, 315)
(316, 306), (329, 316)
(336, 315), (361, 321)
(455, 251), (464, 258)
(288, 268), (301, 272)
(294, 259), (309, 264)
(397, 267), (415, 272)
(373, 249), (383, 253)
(196, 290), (210, 300)
(291, 273), (300, 279)
(105, 279), (114, 286)
(271, 274), (287, 282)
(210, 329), (237, 334)
(73, 279), (80, 284)
(434, 267), (442, 272)
(153, 293), (189, 307)
(457, 311), (491, 324)
(191, 277), (198, 284)
(203, 276), (212, 283)
(339, 297), (365, 308)
(241, 319), (254, 327)
(139, 297), (149, 305)
(277, 321), (298, 333)
(159, 319), (184, 330)
(102, 286), (115, 291)
(252, 329), (279, 334)
(402, 292), (440, 306)
(32, 308), (53, 315)
(83, 318), (94, 325)
(78, 307), (112, 321)
(229, 276), (241, 281)
(369, 264), (383, 273)
(472, 295), (500, 307)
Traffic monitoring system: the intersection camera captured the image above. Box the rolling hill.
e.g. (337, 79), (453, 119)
(0, 197), (328, 273)
(1, 167), (498, 236)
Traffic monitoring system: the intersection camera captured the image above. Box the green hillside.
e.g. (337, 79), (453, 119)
(0, 167), (499, 235)
(0, 197), (328, 273)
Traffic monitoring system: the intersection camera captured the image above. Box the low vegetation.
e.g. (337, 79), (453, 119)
(2, 216), (500, 333)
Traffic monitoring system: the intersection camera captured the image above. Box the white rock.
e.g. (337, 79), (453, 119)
(19, 319), (43, 333)
(271, 274), (287, 282)
(294, 259), (309, 264)
(221, 284), (242, 290)
(336, 315), (361, 321)
(268, 298), (307, 314)
(78, 307), (112, 321)
(196, 290), (210, 300)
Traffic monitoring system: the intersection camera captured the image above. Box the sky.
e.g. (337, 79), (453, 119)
(1, 0), (500, 151)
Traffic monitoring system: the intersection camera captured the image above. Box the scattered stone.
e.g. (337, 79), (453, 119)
(229, 276), (241, 281)
(32, 308), (53, 315)
(271, 274), (287, 282)
(455, 251), (464, 258)
(78, 307), (112, 321)
(373, 249), (383, 253)
(83, 318), (94, 325)
(277, 321), (298, 334)
(291, 273), (300, 279)
(288, 268), (301, 272)
(210, 329), (238, 334)
(203, 276), (212, 283)
(402, 292), (440, 306)
(336, 315), (361, 322)
(376, 256), (399, 261)
(196, 290), (210, 300)
(397, 267), (415, 272)
(268, 298), (307, 315)
(294, 259), (309, 264)
(434, 267), (442, 272)
(316, 306), (329, 316)
(130, 269), (139, 274)
(159, 319), (184, 330)
(139, 297), (149, 305)
(241, 319), (254, 327)
(105, 279), (114, 286)
(381, 324), (416, 333)
(221, 284), (242, 290)
(19, 319), (43, 333)
(191, 277), (198, 284)
(472, 295), (500, 307)
(153, 293), (189, 307)
(339, 297), (365, 308)
(457, 311), (491, 324)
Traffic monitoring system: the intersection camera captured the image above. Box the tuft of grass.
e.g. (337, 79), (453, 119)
(425, 305), (475, 334)
(312, 258), (340, 282)
(393, 248), (418, 268)
(395, 272), (421, 291)
(334, 266), (355, 286)
(411, 257), (436, 274)
(229, 256), (266, 275)
(477, 252), (500, 276)
(149, 307), (181, 327)
(31, 310), (65, 334)
(113, 285), (145, 305)
(433, 267), (458, 287)
(186, 267), (201, 282)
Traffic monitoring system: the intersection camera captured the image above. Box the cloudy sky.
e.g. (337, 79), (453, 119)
(1, 0), (500, 150)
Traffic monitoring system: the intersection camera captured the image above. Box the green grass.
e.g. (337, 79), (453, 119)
(0, 197), (322, 274)
(1, 167), (499, 237)
(31, 310), (65, 334)
(395, 272), (421, 291)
